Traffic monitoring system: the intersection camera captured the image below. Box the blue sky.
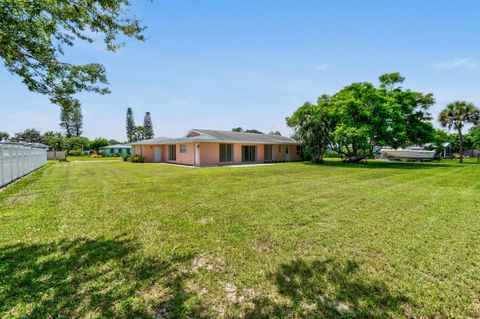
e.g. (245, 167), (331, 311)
(1, 0), (480, 140)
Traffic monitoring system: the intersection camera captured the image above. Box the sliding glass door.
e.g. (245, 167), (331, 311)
(242, 146), (256, 162)
(264, 145), (273, 161)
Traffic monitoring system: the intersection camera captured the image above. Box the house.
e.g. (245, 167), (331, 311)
(129, 129), (302, 166)
(100, 144), (132, 156)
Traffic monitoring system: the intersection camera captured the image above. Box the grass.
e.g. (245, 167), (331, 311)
(66, 155), (122, 161)
(1, 159), (480, 318)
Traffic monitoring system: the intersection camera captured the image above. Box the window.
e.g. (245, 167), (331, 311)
(285, 147), (289, 154)
(296, 146), (301, 155)
(127, 149), (131, 154)
(180, 144), (187, 153)
(264, 145), (273, 161)
(168, 145), (176, 161)
(219, 144), (233, 162)
(278, 145), (282, 153)
(242, 146), (256, 162)
(118, 148), (123, 154)
(109, 149), (114, 154)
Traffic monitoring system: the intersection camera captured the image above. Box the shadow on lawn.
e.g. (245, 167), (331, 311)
(246, 259), (412, 318)
(0, 235), (203, 318)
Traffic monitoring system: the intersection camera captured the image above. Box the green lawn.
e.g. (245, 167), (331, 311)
(1, 160), (480, 318)
(66, 155), (122, 161)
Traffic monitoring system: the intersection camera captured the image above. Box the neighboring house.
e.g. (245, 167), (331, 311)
(100, 144), (132, 156)
(129, 129), (302, 166)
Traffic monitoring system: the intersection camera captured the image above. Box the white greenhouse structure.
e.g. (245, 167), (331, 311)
(0, 142), (48, 188)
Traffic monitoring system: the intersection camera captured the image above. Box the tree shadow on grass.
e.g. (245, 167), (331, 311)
(0, 235), (202, 318)
(305, 160), (452, 170)
(246, 259), (413, 318)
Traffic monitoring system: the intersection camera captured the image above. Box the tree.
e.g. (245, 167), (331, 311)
(130, 126), (146, 142)
(66, 136), (90, 151)
(71, 105), (83, 137)
(431, 129), (450, 153)
(109, 139), (121, 145)
(0, 131), (9, 141)
(232, 127), (244, 132)
(378, 72), (405, 91)
(439, 101), (480, 163)
(12, 128), (42, 143)
(143, 112), (154, 139)
(470, 126), (480, 150)
(379, 74), (435, 148)
(41, 131), (66, 150)
(60, 100), (83, 137)
(126, 108), (135, 142)
(0, 0), (145, 105)
(245, 129), (264, 134)
(90, 138), (110, 152)
(330, 74), (434, 159)
(268, 131), (282, 136)
(286, 73), (435, 163)
(286, 95), (335, 163)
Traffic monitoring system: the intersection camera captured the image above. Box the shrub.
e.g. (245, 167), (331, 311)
(122, 154), (131, 162)
(324, 150), (340, 158)
(128, 154), (144, 163)
(68, 149), (82, 156)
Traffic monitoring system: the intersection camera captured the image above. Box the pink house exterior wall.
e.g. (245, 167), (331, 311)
(133, 142), (301, 166)
(167, 142), (196, 165)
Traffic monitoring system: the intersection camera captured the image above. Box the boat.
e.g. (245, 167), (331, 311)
(379, 147), (435, 162)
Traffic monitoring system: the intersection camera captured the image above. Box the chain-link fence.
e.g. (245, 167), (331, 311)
(0, 143), (48, 188)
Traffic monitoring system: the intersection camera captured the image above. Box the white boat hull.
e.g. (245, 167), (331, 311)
(380, 148), (435, 161)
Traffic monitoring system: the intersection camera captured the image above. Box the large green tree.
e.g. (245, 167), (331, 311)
(287, 73), (435, 163)
(287, 95), (335, 163)
(439, 101), (480, 163)
(0, 0), (145, 104)
(143, 112), (154, 139)
(330, 73), (434, 160)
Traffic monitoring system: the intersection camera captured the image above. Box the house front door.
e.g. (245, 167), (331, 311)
(154, 146), (162, 162)
(285, 146), (290, 161)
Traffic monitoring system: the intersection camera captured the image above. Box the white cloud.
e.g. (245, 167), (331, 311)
(316, 63), (329, 71)
(433, 57), (480, 70)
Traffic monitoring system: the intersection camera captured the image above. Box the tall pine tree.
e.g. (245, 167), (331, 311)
(60, 100), (83, 137)
(143, 112), (154, 139)
(126, 107), (135, 142)
(71, 104), (83, 137)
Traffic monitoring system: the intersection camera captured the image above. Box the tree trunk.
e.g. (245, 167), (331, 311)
(458, 129), (464, 163)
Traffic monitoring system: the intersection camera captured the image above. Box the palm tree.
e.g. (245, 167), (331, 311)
(438, 101), (480, 163)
